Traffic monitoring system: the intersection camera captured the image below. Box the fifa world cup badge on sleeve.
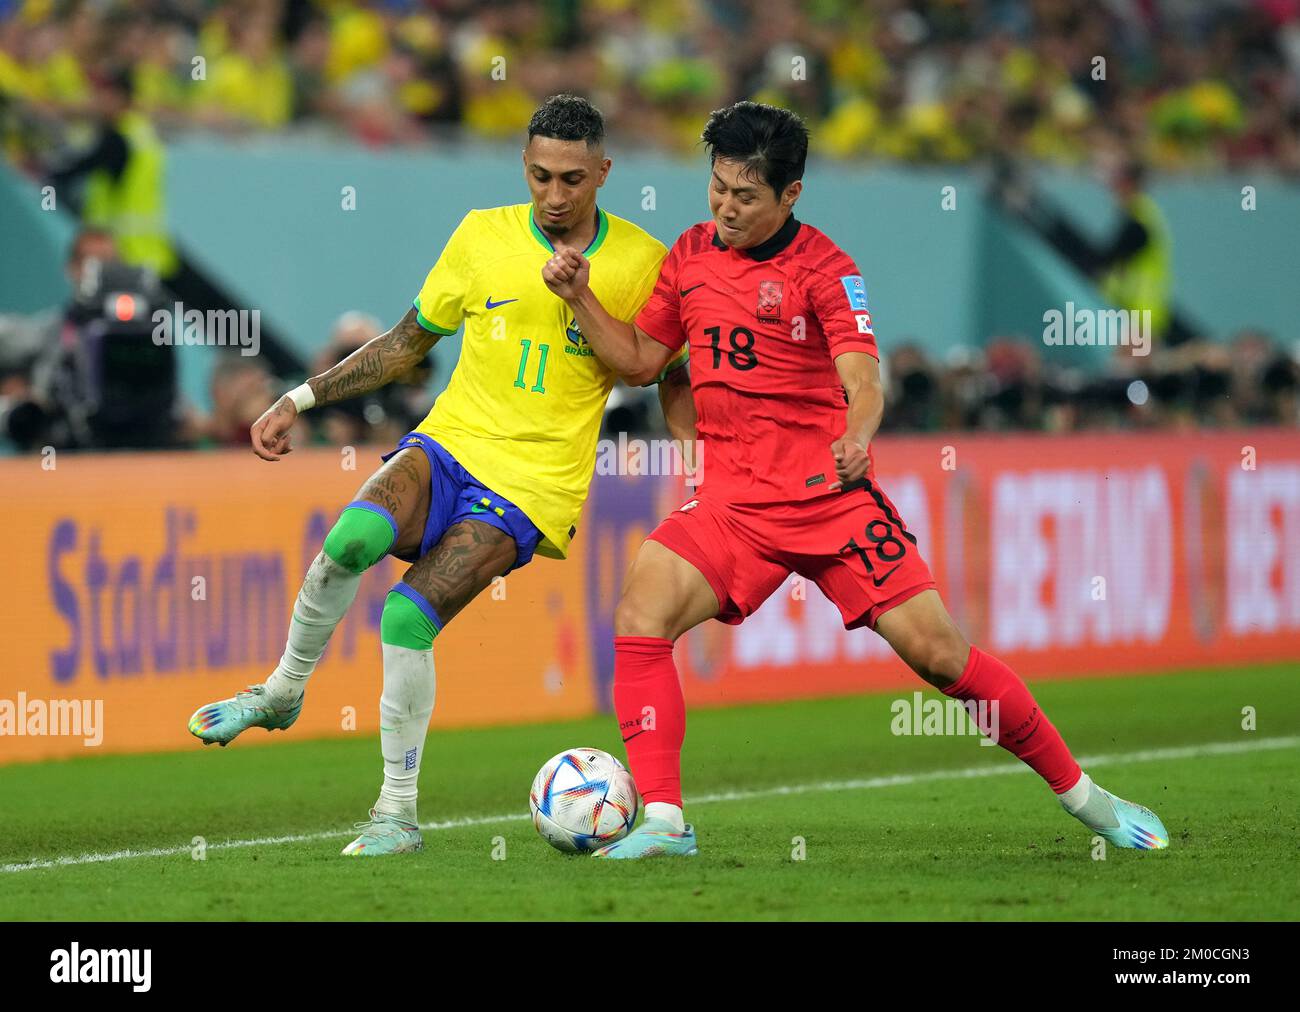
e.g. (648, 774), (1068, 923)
(841, 275), (869, 311)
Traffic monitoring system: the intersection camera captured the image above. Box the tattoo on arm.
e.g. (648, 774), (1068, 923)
(308, 307), (440, 407)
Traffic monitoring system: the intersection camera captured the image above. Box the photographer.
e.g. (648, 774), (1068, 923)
(2, 228), (180, 451)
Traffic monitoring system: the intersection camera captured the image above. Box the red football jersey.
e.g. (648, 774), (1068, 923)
(636, 216), (878, 503)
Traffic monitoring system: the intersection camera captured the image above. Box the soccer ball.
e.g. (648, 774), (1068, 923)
(529, 748), (638, 854)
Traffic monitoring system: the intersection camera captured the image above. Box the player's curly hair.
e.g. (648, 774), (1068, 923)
(528, 94), (605, 148)
(702, 101), (809, 197)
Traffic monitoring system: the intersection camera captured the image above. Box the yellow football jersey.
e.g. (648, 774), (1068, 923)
(411, 203), (671, 559)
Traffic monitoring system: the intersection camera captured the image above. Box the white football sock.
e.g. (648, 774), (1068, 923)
(265, 552), (362, 707)
(374, 642), (437, 825)
(1058, 771), (1093, 812)
(1058, 772), (1119, 829)
(645, 801), (685, 832)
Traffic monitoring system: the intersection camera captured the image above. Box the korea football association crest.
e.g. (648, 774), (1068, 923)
(756, 280), (784, 323)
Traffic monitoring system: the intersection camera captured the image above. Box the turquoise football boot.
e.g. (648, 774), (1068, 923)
(340, 809), (423, 856)
(1065, 781), (1170, 850)
(591, 817), (699, 859)
(187, 684), (302, 746)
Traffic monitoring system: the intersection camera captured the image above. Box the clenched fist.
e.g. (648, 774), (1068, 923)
(250, 395), (298, 461)
(542, 247), (590, 301)
(830, 437), (870, 490)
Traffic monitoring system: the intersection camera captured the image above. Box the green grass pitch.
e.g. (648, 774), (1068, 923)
(1, 663), (1296, 921)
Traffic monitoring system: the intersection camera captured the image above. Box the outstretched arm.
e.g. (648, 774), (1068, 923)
(542, 248), (675, 386)
(250, 307), (441, 461)
(309, 307), (440, 406)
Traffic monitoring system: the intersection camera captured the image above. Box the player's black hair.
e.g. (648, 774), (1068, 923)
(701, 101), (809, 197)
(527, 94), (605, 148)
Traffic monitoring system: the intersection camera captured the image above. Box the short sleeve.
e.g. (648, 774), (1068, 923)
(807, 259), (879, 360)
(621, 243), (668, 322)
(633, 234), (687, 352)
(412, 213), (476, 335)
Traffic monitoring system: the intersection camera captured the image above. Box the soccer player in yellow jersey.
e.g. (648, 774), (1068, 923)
(187, 96), (692, 856)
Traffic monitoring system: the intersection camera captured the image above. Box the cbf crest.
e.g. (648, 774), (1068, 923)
(564, 317), (594, 357)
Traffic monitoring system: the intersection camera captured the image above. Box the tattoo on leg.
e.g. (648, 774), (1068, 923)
(403, 521), (516, 625)
(363, 453), (422, 513)
(357, 449), (429, 556)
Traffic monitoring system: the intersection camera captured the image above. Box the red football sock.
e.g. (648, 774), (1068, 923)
(613, 636), (685, 807)
(942, 646), (1082, 794)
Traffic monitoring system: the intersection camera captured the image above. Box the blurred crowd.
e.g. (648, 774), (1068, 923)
(0, 302), (438, 453)
(875, 331), (1300, 433)
(604, 328), (1300, 439)
(1, 0), (1298, 453)
(1, 226), (1296, 454)
(0, 228), (437, 452)
(1, 0), (1298, 172)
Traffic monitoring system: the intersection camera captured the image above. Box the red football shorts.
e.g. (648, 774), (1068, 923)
(648, 481), (936, 630)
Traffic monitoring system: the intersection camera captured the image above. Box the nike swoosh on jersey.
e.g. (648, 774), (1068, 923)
(485, 297), (519, 309)
(679, 283), (706, 297)
(871, 564), (901, 587)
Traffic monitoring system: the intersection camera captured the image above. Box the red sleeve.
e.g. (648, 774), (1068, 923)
(806, 251), (879, 361)
(634, 231), (689, 352)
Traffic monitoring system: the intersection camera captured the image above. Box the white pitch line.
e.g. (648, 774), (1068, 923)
(688, 734), (1300, 805)
(0, 812), (533, 875)
(2, 734), (1295, 875)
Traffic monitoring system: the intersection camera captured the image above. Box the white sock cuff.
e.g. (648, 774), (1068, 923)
(644, 801), (685, 831)
(1058, 771), (1093, 813)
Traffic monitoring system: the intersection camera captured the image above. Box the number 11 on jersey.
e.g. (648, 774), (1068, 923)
(514, 339), (549, 394)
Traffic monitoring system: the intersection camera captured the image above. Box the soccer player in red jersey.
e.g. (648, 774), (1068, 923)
(542, 101), (1170, 858)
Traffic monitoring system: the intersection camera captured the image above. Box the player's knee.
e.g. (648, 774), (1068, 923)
(916, 637), (969, 689)
(380, 586), (441, 651)
(614, 593), (671, 640)
(323, 503), (398, 574)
